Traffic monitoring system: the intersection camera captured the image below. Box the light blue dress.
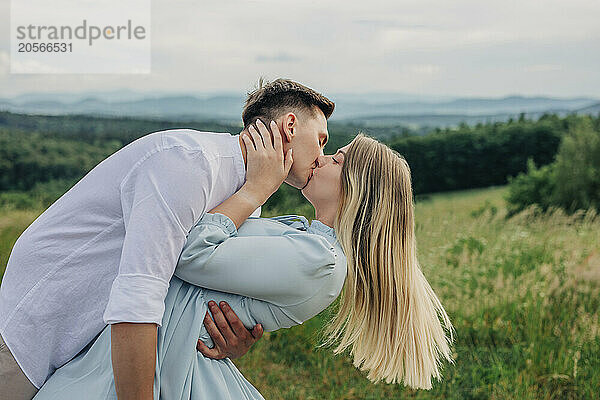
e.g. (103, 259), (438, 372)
(32, 213), (347, 399)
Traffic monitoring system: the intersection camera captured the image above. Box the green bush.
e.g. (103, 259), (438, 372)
(505, 159), (557, 217)
(505, 117), (600, 216)
(552, 118), (600, 213)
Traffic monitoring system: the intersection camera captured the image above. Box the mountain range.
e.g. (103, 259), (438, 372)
(1, 90), (598, 128)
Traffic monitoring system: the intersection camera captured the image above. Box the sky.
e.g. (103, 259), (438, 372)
(1, 0), (599, 98)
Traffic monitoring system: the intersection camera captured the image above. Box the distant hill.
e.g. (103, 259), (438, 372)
(0, 91), (597, 128)
(342, 106), (600, 130)
(0, 94), (246, 121)
(333, 95), (597, 120)
(576, 102), (600, 114)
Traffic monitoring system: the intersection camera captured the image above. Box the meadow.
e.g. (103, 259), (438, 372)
(1, 185), (598, 399)
(243, 185), (600, 399)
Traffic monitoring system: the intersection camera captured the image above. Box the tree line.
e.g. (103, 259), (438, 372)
(1, 111), (598, 215)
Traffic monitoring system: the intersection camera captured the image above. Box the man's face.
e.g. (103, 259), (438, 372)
(284, 107), (329, 189)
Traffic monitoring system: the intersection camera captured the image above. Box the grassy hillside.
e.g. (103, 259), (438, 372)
(1, 185), (598, 399)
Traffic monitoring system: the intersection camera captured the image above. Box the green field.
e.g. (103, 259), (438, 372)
(1, 185), (598, 399)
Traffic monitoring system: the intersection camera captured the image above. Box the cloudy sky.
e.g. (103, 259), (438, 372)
(1, 0), (599, 98)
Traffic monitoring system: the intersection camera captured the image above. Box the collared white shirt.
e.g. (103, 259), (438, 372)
(0, 129), (259, 388)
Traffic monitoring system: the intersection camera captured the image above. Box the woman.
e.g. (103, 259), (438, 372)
(33, 132), (454, 399)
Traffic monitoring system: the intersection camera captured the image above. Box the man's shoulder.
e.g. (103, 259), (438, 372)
(159, 128), (238, 157)
(155, 128), (245, 188)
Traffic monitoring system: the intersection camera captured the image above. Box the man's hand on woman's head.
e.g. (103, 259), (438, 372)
(240, 119), (293, 206)
(197, 300), (263, 360)
(208, 119), (291, 229)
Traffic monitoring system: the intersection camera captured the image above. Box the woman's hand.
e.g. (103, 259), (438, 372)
(240, 119), (293, 205)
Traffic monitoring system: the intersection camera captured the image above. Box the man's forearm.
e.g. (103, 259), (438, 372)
(111, 322), (158, 400)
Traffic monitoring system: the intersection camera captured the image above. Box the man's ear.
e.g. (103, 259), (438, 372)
(280, 112), (297, 143)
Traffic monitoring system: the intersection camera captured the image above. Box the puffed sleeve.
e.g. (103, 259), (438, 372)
(174, 212), (338, 307)
(103, 147), (211, 326)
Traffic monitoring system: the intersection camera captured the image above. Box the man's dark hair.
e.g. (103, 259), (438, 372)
(241, 78), (335, 128)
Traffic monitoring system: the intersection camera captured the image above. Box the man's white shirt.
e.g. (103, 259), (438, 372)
(0, 129), (259, 388)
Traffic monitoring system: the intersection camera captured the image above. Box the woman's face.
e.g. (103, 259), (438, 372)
(301, 143), (352, 207)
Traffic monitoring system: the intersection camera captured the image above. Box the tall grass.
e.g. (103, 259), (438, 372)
(1, 186), (598, 399)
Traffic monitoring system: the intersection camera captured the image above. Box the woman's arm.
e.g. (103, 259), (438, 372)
(174, 212), (339, 307)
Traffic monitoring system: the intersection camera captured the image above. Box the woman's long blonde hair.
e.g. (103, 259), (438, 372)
(318, 133), (455, 389)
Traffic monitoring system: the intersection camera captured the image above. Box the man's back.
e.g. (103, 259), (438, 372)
(0, 129), (250, 388)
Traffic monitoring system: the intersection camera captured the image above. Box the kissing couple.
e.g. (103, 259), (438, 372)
(0, 78), (454, 399)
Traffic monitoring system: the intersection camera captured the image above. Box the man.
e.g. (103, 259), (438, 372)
(0, 78), (334, 400)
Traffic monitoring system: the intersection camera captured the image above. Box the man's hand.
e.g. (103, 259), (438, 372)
(208, 119), (292, 229)
(197, 301), (263, 359)
(240, 119), (293, 206)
